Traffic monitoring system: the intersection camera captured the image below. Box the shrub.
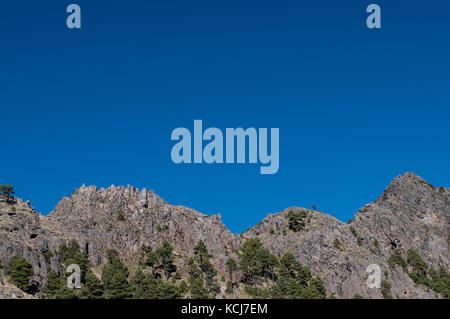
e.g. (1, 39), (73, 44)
(406, 249), (428, 285)
(380, 280), (393, 299)
(116, 209), (125, 221)
(286, 210), (307, 232)
(333, 238), (342, 251)
(388, 249), (406, 270)
(357, 237), (363, 246)
(349, 226), (357, 237)
(429, 267), (450, 298)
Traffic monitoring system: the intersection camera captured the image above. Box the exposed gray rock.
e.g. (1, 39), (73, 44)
(0, 172), (448, 299)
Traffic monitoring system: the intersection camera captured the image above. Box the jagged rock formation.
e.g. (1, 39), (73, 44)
(0, 197), (62, 293)
(46, 184), (239, 275)
(0, 172), (448, 298)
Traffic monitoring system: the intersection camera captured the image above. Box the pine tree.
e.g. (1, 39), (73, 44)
(101, 249), (132, 299)
(406, 249), (428, 285)
(80, 270), (104, 299)
(286, 210), (307, 232)
(239, 238), (277, 285)
(156, 241), (176, 280)
(189, 275), (209, 299)
(55, 285), (78, 299)
(301, 277), (326, 299)
(43, 271), (63, 298)
(194, 240), (219, 296)
(178, 280), (188, 297)
(0, 184), (15, 203)
(226, 258), (237, 291)
(59, 239), (90, 283)
(145, 249), (159, 276)
(130, 268), (149, 298)
(5, 257), (33, 293)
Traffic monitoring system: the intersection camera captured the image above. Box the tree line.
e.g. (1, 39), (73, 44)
(3, 237), (329, 299)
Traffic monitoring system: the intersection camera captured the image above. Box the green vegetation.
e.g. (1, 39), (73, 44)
(226, 258), (237, 291)
(116, 209), (125, 221)
(380, 280), (393, 299)
(130, 268), (179, 299)
(0, 184), (15, 203)
(156, 240), (176, 280)
(5, 257), (33, 293)
(387, 248), (450, 298)
(7, 236), (332, 300)
(271, 252), (325, 299)
(406, 249), (428, 285)
(41, 239), (186, 299)
(333, 238), (342, 251)
(429, 267), (450, 298)
(240, 238), (278, 285)
(388, 249), (407, 270)
(352, 293), (363, 299)
(59, 240), (90, 283)
(192, 240), (220, 297)
(102, 249), (132, 299)
(141, 245), (159, 276)
(349, 226), (363, 246)
(238, 238), (326, 299)
(43, 271), (64, 298)
(357, 237), (363, 246)
(286, 210), (307, 232)
(80, 270), (105, 299)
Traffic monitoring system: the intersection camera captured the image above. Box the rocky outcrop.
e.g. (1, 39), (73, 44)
(46, 185), (240, 275)
(350, 172), (449, 270)
(0, 197), (62, 294)
(246, 172), (448, 298)
(0, 172), (448, 298)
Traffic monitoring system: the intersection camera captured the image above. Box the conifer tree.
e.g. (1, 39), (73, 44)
(59, 240), (90, 283)
(226, 258), (237, 291)
(156, 241), (176, 280)
(5, 257), (33, 293)
(43, 271), (63, 298)
(80, 270), (104, 299)
(0, 184), (15, 203)
(101, 249), (132, 299)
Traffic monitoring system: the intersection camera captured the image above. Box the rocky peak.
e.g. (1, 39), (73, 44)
(0, 173), (448, 299)
(46, 185), (238, 273)
(350, 172), (449, 270)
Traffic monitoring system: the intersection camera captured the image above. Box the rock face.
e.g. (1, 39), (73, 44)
(46, 185), (240, 275)
(0, 197), (62, 294)
(0, 172), (448, 298)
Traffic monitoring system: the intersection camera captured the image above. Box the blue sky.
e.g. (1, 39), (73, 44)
(1, 1), (449, 233)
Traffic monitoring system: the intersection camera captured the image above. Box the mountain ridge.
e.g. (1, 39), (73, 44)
(0, 172), (448, 299)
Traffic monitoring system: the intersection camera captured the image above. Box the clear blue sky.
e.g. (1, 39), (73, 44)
(1, 1), (449, 233)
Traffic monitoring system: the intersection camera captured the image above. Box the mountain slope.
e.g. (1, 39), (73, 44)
(0, 172), (448, 299)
